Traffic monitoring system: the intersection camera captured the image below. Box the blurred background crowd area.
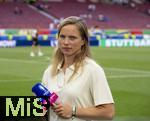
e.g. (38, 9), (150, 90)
(0, 0), (149, 29)
(0, 0), (149, 47)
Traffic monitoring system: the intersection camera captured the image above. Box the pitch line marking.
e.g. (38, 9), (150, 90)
(0, 57), (48, 64)
(0, 57), (150, 74)
(105, 67), (150, 74)
(0, 79), (39, 83)
(107, 74), (150, 79)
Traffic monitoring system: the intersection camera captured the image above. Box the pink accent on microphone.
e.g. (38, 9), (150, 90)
(49, 92), (58, 106)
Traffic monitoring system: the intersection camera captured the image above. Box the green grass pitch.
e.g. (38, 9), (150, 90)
(0, 47), (150, 120)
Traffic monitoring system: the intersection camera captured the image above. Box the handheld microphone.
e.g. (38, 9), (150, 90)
(32, 83), (51, 97)
(32, 83), (58, 108)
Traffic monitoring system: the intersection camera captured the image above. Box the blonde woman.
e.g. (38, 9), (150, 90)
(42, 16), (115, 121)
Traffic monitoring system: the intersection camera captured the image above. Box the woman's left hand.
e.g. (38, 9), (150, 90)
(52, 103), (72, 119)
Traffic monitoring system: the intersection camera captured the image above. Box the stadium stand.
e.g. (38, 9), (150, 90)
(0, 0), (149, 29)
(31, 0), (150, 29)
(0, 0), (149, 47)
(0, 1), (53, 29)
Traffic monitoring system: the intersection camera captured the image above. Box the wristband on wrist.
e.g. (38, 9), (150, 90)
(72, 105), (76, 120)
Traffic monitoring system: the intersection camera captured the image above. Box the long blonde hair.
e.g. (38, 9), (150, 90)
(51, 16), (91, 80)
